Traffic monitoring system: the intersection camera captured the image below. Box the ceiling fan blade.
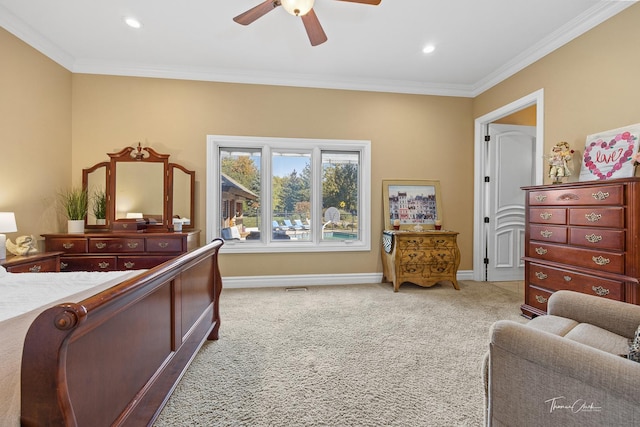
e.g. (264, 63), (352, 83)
(334, 0), (381, 5)
(233, 0), (279, 26)
(301, 9), (328, 46)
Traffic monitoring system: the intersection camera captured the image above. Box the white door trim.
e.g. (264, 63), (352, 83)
(472, 89), (545, 281)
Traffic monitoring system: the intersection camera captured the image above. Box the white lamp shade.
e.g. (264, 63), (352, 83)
(281, 0), (315, 16)
(0, 212), (17, 233)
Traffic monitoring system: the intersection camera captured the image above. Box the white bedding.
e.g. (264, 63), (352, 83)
(0, 269), (144, 426)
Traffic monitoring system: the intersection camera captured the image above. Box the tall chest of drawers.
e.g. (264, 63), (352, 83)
(522, 178), (640, 318)
(42, 231), (200, 272)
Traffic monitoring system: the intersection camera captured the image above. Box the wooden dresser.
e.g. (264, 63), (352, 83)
(522, 178), (640, 318)
(42, 230), (200, 272)
(1, 252), (62, 273)
(381, 230), (460, 292)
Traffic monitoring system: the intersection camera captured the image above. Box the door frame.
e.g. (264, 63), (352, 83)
(472, 89), (545, 281)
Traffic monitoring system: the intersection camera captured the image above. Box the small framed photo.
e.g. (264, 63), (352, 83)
(579, 123), (640, 181)
(383, 180), (442, 230)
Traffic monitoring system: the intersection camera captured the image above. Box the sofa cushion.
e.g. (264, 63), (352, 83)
(564, 323), (630, 356)
(526, 314), (579, 336)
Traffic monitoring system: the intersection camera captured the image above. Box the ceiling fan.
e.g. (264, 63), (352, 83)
(233, 0), (381, 47)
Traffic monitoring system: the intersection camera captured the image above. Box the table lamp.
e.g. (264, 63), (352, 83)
(0, 212), (17, 260)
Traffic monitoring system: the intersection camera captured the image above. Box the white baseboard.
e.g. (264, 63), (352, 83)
(222, 270), (474, 289)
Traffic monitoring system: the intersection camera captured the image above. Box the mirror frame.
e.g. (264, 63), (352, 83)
(82, 144), (195, 231)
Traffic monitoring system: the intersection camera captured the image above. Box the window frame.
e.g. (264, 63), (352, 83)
(206, 135), (371, 253)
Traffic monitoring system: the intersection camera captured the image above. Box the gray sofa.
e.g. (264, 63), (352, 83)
(484, 290), (640, 427)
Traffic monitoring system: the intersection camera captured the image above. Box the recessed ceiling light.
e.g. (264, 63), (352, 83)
(422, 44), (436, 54)
(125, 17), (142, 29)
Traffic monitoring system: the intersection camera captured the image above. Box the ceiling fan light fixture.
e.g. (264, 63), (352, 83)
(281, 0), (315, 16)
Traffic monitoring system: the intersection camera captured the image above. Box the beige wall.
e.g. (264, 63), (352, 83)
(0, 28), (72, 247)
(71, 76), (474, 276)
(474, 3), (640, 186)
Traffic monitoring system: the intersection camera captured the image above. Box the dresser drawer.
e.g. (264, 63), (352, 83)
(396, 235), (457, 250)
(45, 238), (88, 254)
(568, 207), (624, 228)
(146, 236), (184, 253)
(5, 257), (58, 273)
(118, 256), (174, 270)
(527, 262), (624, 300)
(529, 208), (566, 225)
(568, 227), (625, 251)
(529, 225), (567, 244)
(527, 242), (624, 274)
(88, 237), (145, 253)
(528, 185), (624, 206)
(526, 285), (553, 312)
(60, 256), (117, 272)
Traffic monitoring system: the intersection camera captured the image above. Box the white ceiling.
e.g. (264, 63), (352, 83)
(0, 0), (636, 97)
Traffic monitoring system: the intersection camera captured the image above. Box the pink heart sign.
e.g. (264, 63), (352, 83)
(583, 132), (637, 180)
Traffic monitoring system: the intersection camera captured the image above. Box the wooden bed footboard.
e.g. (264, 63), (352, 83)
(20, 239), (224, 427)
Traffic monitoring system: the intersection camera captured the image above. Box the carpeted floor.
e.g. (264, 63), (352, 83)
(154, 281), (526, 426)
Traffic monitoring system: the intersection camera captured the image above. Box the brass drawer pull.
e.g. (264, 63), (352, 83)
(127, 242), (139, 249)
(563, 275), (572, 282)
(95, 242), (107, 249)
(535, 271), (547, 280)
(592, 191), (610, 201)
(28, 265), (42, 273)
(535, 247), (547, 255)
(158, 242), (169, 248)
(98, 261), (110, 269)
(62, 243), (74, 249)
(585, 234), (602, 243)
(535, 195), (547, 202)
(592, 256), (610, 266)
(540, 230), (553, 238)
(60, 262), (68, 270)
(124, 261), (135, 269)
(539, 212), (552, 220)
(535, 295), (548, 304)
(592, 285), (610, 296)
(585, 212), (602, 222)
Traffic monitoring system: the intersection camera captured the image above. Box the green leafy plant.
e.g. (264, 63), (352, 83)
(59, 187), (89, 220)
(92, 189), (107, 220)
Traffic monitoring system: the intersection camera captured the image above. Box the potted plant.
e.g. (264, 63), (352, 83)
(60, 187), (89, 233)
(92, 189), (107, 225)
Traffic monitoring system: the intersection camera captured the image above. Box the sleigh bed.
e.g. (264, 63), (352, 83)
(2, 238), (223, 427)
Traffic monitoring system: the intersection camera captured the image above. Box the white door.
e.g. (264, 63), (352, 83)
(485, 124), (536, 281)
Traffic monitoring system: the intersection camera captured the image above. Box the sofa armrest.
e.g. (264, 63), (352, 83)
(548, 290), (640, 339)
(490, 320), (640, 402)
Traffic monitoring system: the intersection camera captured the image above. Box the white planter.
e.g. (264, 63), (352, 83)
(67, 219), (85, 234)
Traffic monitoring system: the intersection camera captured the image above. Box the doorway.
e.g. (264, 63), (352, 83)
(473, 89), (545, 281)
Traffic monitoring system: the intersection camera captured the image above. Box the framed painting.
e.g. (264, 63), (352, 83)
(383, 180), (442, 230)
(579, 123), (640, 181)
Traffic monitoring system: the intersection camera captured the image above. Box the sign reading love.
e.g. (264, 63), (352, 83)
(582, 131), (639, 180)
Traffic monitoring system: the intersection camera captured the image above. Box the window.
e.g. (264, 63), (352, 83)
(206, 135), (371, 253)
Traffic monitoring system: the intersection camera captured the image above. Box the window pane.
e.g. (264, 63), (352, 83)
(271, 152), (311, 241)
(219, 148), (261, 241)
(321, 151), (359, 241)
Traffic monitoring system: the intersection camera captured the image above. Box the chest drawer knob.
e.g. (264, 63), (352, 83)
(592, 191), (610, 201)
(592, 256), (610, 266)
(535, 271), (548, 280)
(60, 262), (68, 270)
(28, 265), (42, 273)
(98, 261), (110, 269)
(124, 261), (135, 269)
(127, 242), (139, 249)
(563, 275), (572, 282)
(95, 242), (107, 249)
(535, 295), (548, 304)
(63, 243), (74, 249)
(540, 230), (553, 238)
(585, 212), (602, 222)
(158, 242), (169, 248)
(585, 234), (602, 243)
(592, 285), (610, 296)
(535, 195), (547, 202)
(539, 212), (552, 220)
(535, 247), (548, 255)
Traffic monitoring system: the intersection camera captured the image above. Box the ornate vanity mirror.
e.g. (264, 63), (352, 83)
(82, 143), (195, 231)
